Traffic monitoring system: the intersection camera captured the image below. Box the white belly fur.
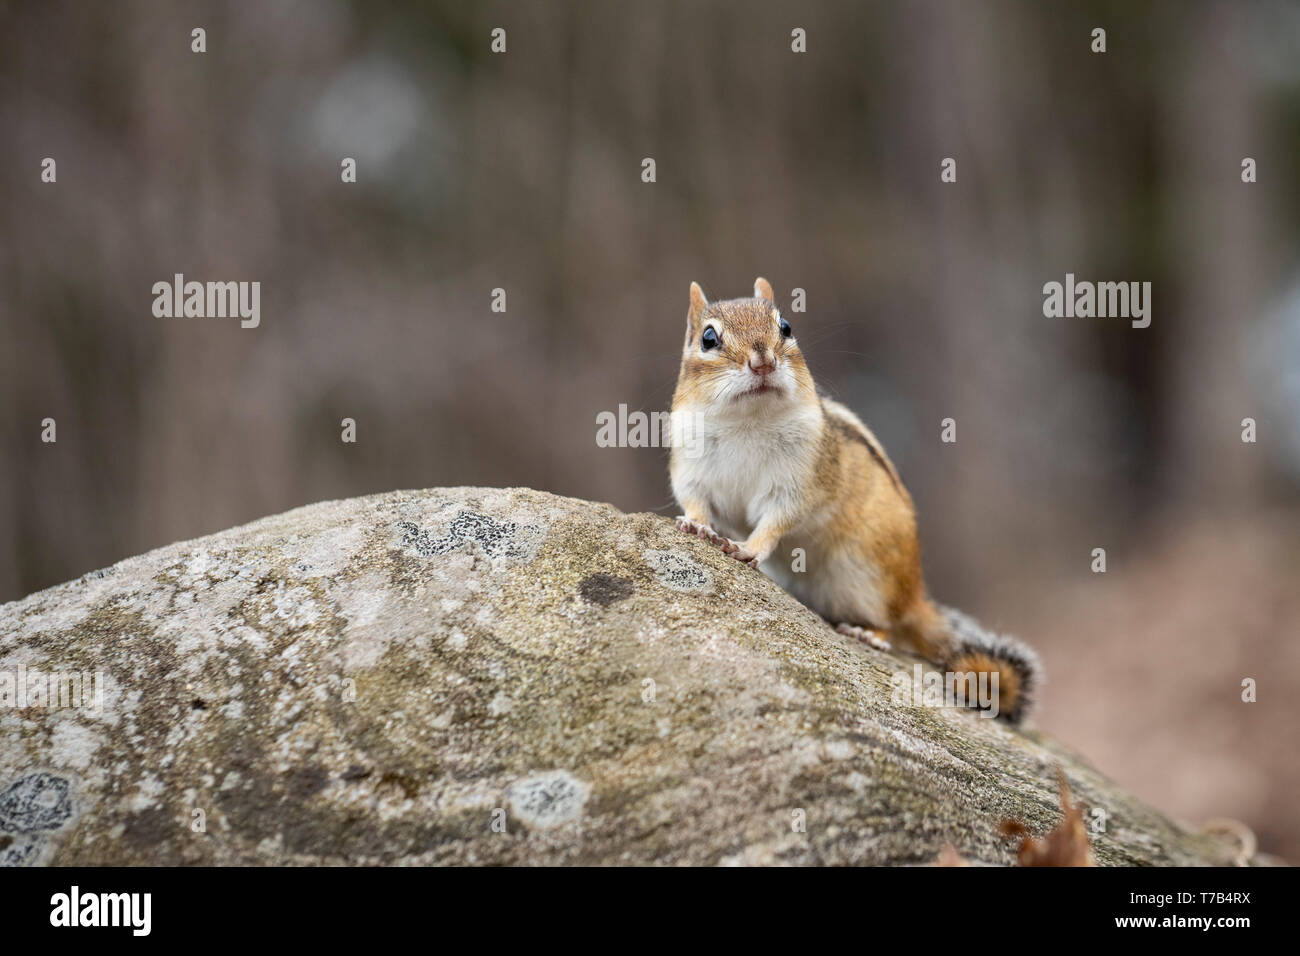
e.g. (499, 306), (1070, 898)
(673, 401), (891, 627)
(673, 403), (819, 540)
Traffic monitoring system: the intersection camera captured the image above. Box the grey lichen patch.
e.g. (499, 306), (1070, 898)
(0, 833), (45, 867)
(395, 510), (547, 565)
(0, 772), (75, 834)
(0, 486), (1262, 866)
(506, 771), (591, 829)
(643, 549), (712, 593)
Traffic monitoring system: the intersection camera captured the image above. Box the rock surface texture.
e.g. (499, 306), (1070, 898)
(0, 487), (1253, 865)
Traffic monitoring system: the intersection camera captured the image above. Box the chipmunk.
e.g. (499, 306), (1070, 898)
(669, 277), (1041, 722)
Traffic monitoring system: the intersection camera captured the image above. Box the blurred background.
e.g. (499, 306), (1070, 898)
(3, 0), (1299, 860)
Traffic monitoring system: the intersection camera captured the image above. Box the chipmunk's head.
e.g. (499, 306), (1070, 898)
(674, 278), (814, 411)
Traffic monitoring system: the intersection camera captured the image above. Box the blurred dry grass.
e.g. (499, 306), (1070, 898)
(2, 0), (1299, 859)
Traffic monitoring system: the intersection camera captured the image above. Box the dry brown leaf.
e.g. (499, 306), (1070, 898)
(998, 767), (1095, 866)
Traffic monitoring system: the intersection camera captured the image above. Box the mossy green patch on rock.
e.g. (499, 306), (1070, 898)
(0, 487), (1256, 865)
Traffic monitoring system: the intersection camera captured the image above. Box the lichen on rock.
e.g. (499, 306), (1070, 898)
(0, 487), (1256, 865)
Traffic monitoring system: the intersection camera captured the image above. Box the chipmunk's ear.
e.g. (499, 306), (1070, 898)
(687, 281), (709, 334)
(753, 277), (775, 303)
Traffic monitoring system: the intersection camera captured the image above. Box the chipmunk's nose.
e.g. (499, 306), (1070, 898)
(749, 350), (776, 376)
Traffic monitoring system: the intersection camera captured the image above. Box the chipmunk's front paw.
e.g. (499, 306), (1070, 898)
(836, 622), (891, 651)
(675, 515), (727, 548)
(675, 516), (755, 565)
(675, 515), (704, 537)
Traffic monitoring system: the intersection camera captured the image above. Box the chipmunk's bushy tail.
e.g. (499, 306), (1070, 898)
(936, 605), (1043, 724)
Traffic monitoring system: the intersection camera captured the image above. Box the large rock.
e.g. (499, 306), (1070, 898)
(0, 487), (1252, 865)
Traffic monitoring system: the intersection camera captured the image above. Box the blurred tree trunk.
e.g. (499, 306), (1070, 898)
(1162, 2), (1270, 507)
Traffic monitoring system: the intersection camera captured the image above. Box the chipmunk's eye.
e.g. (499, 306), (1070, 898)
(701, 327), (719, 350)
(779, 317), (792, 338)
